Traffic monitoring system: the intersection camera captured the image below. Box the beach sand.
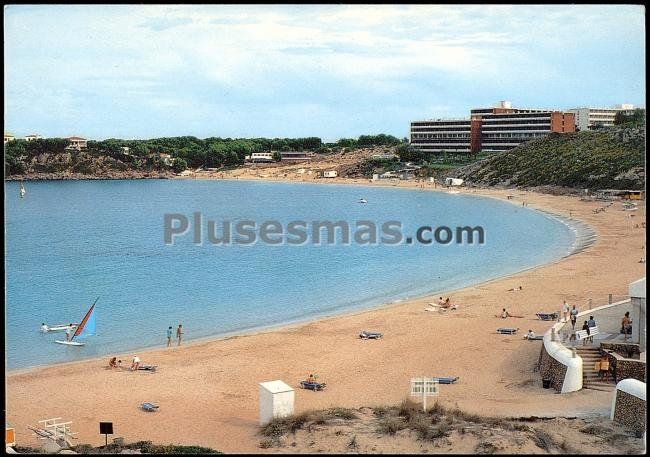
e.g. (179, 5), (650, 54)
(6, 182), (646, 453)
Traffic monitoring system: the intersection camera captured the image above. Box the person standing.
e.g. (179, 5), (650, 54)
(570, 304), (578, 330)
(176, 324), (183, 346)
(587, 316), (596, 343)
(622, 312), (632, 341)
(65, 327), (71, 342)
(581, 320), (590, 346)
(562, 300), (570, 323)
(166, 326), (173, 347)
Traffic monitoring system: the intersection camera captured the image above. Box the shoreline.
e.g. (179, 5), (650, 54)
(6, 180), (594, 374)
(6, 178), (645, 452)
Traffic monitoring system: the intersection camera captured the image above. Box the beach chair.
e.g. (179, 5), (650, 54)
(535, 312), (558, 321)
(432, 376), (458, 384)
(140, 402), (159, 412)
(137, 365), (157, 372)
(299, 381), (326, 391)
(525, 335), (544, 340)
(359, 331), (383, 339)
(497, 328), (519, 335)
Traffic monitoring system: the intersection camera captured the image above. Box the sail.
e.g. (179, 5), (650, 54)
(73, 304), (96, 340)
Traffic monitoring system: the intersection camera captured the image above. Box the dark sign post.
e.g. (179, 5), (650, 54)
(99, 422), (113, 447)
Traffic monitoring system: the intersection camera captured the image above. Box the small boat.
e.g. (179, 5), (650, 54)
(55, 298), (98, 346)
(41, 323), (78, 333)
(19, 183), (26, 198)
(358, 198), (368, 204)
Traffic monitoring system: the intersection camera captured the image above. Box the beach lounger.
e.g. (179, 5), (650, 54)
(299, 381), (326, 391)
(525, 335), (544, 341)
(536, 312), (558, 321)
(359, 331), (383, 339)
(497, 328), (519, 335)
(138, 365), (157, 372)
(432, 376), (459, 384)
(140, 402), (159, 412)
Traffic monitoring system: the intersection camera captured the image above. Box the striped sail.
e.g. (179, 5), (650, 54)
(73, 304), (96, 340)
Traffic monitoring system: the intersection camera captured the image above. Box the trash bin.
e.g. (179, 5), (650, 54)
(542, 379), (551, 389)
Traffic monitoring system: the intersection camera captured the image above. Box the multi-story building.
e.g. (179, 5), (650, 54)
(567, 104), (635, 131)
(25, 134), (43, 141)
(410, 101), (575, 154)
(4, 133), (15, 144)
(66, 136), (88, 151)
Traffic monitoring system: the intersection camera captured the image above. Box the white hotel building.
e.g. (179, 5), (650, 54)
(567, 104), (635, 131)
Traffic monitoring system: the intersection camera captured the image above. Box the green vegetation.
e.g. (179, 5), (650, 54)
(452, 127), (645, 189)
(614, 108), (646, 128)
(332, 134), (405, 151)
(259, 407), (358, 447)
(14, 441), (221, 454)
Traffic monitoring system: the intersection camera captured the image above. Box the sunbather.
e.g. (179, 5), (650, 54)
(524, 330), (535, 339)
(307, 373), (316, 384)
(109, 357), (118, 368)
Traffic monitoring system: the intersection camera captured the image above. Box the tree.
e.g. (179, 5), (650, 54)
(172, 158), (188, 173)
(272, 151), (282, 161)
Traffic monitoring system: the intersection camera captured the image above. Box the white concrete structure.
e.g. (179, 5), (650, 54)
(610, 378), (646, 419)
(567, 105), (634, 131)
(445, 178), (464, 186)
(322, 170), (338, 178)
(543, 321), (583, 393)
(250, 152), (274, 163)
(25, 134), (43, 141)
(629, 277), (646, 352)
(259, 380), (294, 425)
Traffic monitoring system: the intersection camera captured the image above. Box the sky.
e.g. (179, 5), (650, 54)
(3, 4), (646, 142)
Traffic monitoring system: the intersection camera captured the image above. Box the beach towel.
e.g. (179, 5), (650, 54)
(141, 402), (159, 412)
(432, 376), (458, 384)
(359, 331), (383, 339)
(497, 328), (519, 335)
(300, 380), (326, 391)
(138, 365), (157, 372)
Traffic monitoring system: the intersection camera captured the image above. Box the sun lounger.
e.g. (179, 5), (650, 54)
(536, 312), (558, 321)
(141, 402), (159, 412)
(497, 328), (519, 335)
(432, 376), (458, 384)
(300, 380), (326, 391)
(359, 331), (383, 339)
(138, 365), (157, 372)
(525, 335), (544, 340)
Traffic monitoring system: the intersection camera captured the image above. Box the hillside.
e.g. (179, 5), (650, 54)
(451, 127), (645, 190)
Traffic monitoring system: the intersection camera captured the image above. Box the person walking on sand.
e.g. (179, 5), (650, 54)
(561, 301), (570, 323)
(177, 324), (183, 346)
(166, 326), (173, 347)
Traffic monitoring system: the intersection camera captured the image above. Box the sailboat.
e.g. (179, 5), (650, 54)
(19, 183), (26, 198)
(55, 298), (98, 346)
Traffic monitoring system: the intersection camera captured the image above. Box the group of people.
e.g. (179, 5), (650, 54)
(561, 301), (580, 329)
(166, 324), (184, 347)
(580, 315), (597, 345)
(109, 355), (142, 371)
(437, 297), (454, 309)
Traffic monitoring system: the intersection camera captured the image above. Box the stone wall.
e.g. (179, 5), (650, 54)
(538, 345), (568, 392)
(601, 342), (640, 358)
(603, 351), (646, 383)
(612, 390), (647, 436)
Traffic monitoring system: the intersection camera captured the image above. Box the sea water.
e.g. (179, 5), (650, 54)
(5, 180), (575, 369)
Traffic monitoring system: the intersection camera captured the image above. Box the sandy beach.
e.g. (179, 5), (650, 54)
(6, 180), (646, 453)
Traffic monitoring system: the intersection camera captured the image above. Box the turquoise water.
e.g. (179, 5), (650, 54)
(5, 180), (574, 369)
